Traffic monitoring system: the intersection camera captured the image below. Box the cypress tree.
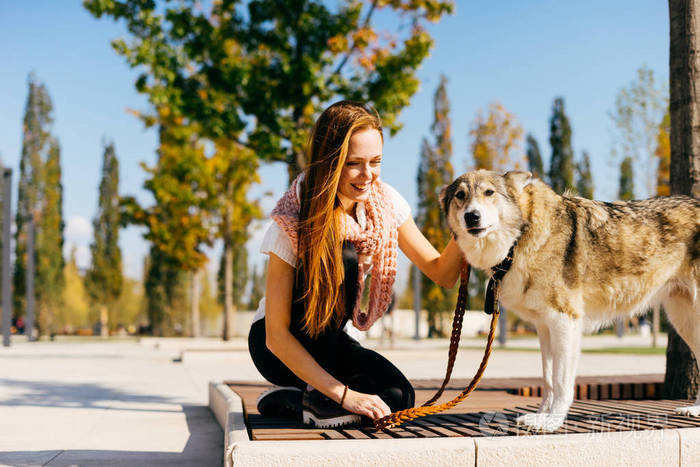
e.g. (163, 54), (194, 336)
(35, 138), (65, 335)
(143, 245), (184, 336)
(417, 76), (455, 336)
(85, 142), (123, 335)
(618, 156), (635, 201)
(526, 134), (545, 180)
(15, 75), (53, 324)
(548, 97), (575, 194)
(576, 151), (594, 199)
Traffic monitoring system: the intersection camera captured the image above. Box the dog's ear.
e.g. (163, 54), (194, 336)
(439, 184), (450, 215)
(504, 171), (532, 193)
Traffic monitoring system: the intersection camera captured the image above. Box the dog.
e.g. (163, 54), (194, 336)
(441, 169), (700, 432)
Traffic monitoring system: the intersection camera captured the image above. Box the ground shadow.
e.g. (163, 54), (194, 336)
(0, 405), (223, 466)
(0, 378), (177, 409)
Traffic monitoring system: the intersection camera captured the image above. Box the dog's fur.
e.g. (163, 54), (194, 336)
(441, 169), (700, 432)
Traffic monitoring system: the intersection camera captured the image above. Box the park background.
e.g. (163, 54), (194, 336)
(0, 0), (670, 338)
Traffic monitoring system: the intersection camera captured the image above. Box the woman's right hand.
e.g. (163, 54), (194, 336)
(341, 388), (391, 420)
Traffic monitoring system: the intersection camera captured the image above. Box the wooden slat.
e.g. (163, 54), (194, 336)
(229, 377), (700, 441)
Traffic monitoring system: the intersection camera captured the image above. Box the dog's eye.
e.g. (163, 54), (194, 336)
(455, 191), (465, 200)
(484, 189), (495, 197)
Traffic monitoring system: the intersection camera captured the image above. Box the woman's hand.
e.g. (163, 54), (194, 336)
(341, 388), (392, 420)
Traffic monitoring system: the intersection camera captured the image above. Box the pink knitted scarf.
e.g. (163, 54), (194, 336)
(271, 174), (398, 330)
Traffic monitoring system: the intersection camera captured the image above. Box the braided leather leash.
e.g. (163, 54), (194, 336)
(374, 259), (505, 431)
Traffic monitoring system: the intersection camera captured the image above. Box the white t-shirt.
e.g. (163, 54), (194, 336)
(251, 180), (411, 324)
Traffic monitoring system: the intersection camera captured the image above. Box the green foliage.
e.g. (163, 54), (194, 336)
(59, 248), (91, 330)
(84, 0), (454, 178)
(575, 151), (594, 199)
(85, 142), (123, 319)
(199, 268), (220, 321)
(618, 156), (635, 201)
(143, 244), (186, 336)
(525, 133), (544, 180)
(548, 97), (575, 194)
(111, 276), (145, 331)
(15, 74), (54, 322)
(469, 101), (524, 172)
(128, 119), (217, 271)
(35, 139), (66, 334)
(122, 117), (218, 335)
(609, 65), (667, 198)
(416, 75), (455, 336)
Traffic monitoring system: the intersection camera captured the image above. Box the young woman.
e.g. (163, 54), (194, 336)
(248, 101), (464, 428)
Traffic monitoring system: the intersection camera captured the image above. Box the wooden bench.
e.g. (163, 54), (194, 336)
(226, 374), (698, 441)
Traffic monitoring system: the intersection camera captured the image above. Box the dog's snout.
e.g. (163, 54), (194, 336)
(464, 210), (481, 228)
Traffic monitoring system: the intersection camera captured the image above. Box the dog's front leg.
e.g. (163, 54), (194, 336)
(517, 311), (582, 432)
(535, 322), (554, 413)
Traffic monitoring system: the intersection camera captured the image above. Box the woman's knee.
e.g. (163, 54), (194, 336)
(383, 384), (415, 412)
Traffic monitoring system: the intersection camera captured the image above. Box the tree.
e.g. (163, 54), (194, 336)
(618, 156), (635, 201)
(60, 247), (90, 331)
(417, 76), (455, 336)
(85, 142), (123, 336)
(210, 140), (261, 339)
(143, 244), (185, 336)
(575, 151), (594, 199)
(247, 262), (267, 312)
(548, 97), (575, 194)
(526, 134), (545, 180)
(15, 74), (53, 325)
(469, 101), (524, 171)
(112, 277), (144, 333)
(84, 0), (454, 179)
(609, 65), (668, 198)
(656, 109), (671, 196)
(220, 239), (247, 309)
(122, 115), (217, 337)
(199, 267), (220, 324)
(665, 0), (700, 399)
(35, 138), (66, 335)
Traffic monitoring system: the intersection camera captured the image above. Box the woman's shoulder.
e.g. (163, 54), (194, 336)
(380, 180), (411, 225)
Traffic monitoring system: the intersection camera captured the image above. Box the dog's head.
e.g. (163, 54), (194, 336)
(440, 170), (531, 268)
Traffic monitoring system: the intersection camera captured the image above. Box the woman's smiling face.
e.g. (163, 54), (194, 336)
(337, 128), (383, 213)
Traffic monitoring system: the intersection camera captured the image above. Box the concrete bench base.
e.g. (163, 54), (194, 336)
(209, 381), (700, 466)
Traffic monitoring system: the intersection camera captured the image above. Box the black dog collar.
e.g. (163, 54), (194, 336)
(484, 245), (515, 315)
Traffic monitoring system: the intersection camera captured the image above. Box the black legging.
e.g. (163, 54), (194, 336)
(248, 242), (414, 412)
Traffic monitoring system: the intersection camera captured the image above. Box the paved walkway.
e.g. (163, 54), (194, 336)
(0, 340), (222, 466)
(0, 334), (668, 466)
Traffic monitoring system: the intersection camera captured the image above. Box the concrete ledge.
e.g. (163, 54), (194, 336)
(209, 382), (250, 467)
(208, 382), (697, 466)
(475, 429), (679, 466)
(679, 426), (700, 464)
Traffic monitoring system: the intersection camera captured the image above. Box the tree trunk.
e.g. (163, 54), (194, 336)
(99, 304), (108, 338)
(222, 237), (234, 340)
(190, 269), (200, 337)
(665, 0), (700, 398)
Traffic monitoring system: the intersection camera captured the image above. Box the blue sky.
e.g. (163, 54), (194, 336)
(0, 1), (669, 290)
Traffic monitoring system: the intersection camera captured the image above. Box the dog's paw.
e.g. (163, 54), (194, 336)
(515, 413), (565, 432)
(675, 405), (700, 417)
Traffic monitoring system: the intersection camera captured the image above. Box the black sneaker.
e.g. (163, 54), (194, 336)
(256, 386), (303, 417)
(302, 390), (361, 428)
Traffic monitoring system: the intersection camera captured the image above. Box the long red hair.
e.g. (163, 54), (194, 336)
(297, 101), (383, 338)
